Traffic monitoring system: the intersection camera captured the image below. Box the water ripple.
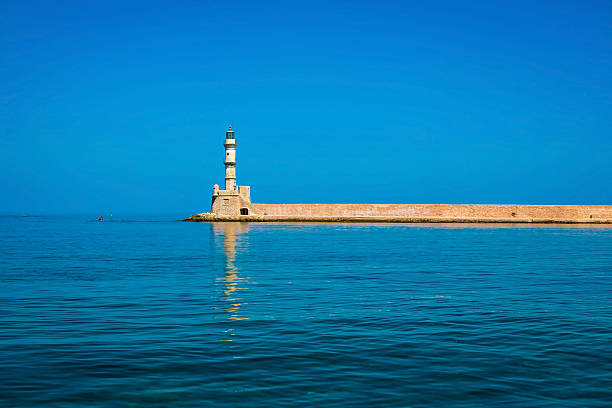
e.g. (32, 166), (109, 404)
(0, 217), (611, 406)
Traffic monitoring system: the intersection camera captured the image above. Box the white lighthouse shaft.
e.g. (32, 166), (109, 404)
(224, 126), (237, 190)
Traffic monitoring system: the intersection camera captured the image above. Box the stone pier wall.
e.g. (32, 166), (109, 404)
(241, 203), (612, 223)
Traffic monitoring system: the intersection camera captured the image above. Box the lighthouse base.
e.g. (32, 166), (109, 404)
(210, 185), (253, 216)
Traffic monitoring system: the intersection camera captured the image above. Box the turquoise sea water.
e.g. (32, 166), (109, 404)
(1, 216), (611, 407)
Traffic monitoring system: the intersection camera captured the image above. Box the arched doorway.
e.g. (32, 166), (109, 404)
(240, 208), (249, 215)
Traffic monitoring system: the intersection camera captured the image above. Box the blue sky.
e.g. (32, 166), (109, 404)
(1, 0), (611, 215)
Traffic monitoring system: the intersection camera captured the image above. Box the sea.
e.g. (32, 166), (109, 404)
(1, 215), (611, 407)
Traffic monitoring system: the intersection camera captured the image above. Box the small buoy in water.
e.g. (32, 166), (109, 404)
(99, 216), (103, 221)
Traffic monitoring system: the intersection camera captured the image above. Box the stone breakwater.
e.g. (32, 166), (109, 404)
(186, 204), (612, 223)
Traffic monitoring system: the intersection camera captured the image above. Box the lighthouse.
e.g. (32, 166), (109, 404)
(210, 125), (252, 216)
(224, 125), (237, 190)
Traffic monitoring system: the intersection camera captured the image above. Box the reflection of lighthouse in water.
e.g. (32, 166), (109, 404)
(213, 222), (250, 321)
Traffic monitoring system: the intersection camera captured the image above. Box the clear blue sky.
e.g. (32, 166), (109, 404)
(1, 0), (611, 215)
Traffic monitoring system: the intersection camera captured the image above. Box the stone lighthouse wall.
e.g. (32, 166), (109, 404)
(211, 186), (252, 216)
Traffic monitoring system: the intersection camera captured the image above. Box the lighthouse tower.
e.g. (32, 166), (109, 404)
(224, 125), (237, 190)
(210, 126), (252, 216)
